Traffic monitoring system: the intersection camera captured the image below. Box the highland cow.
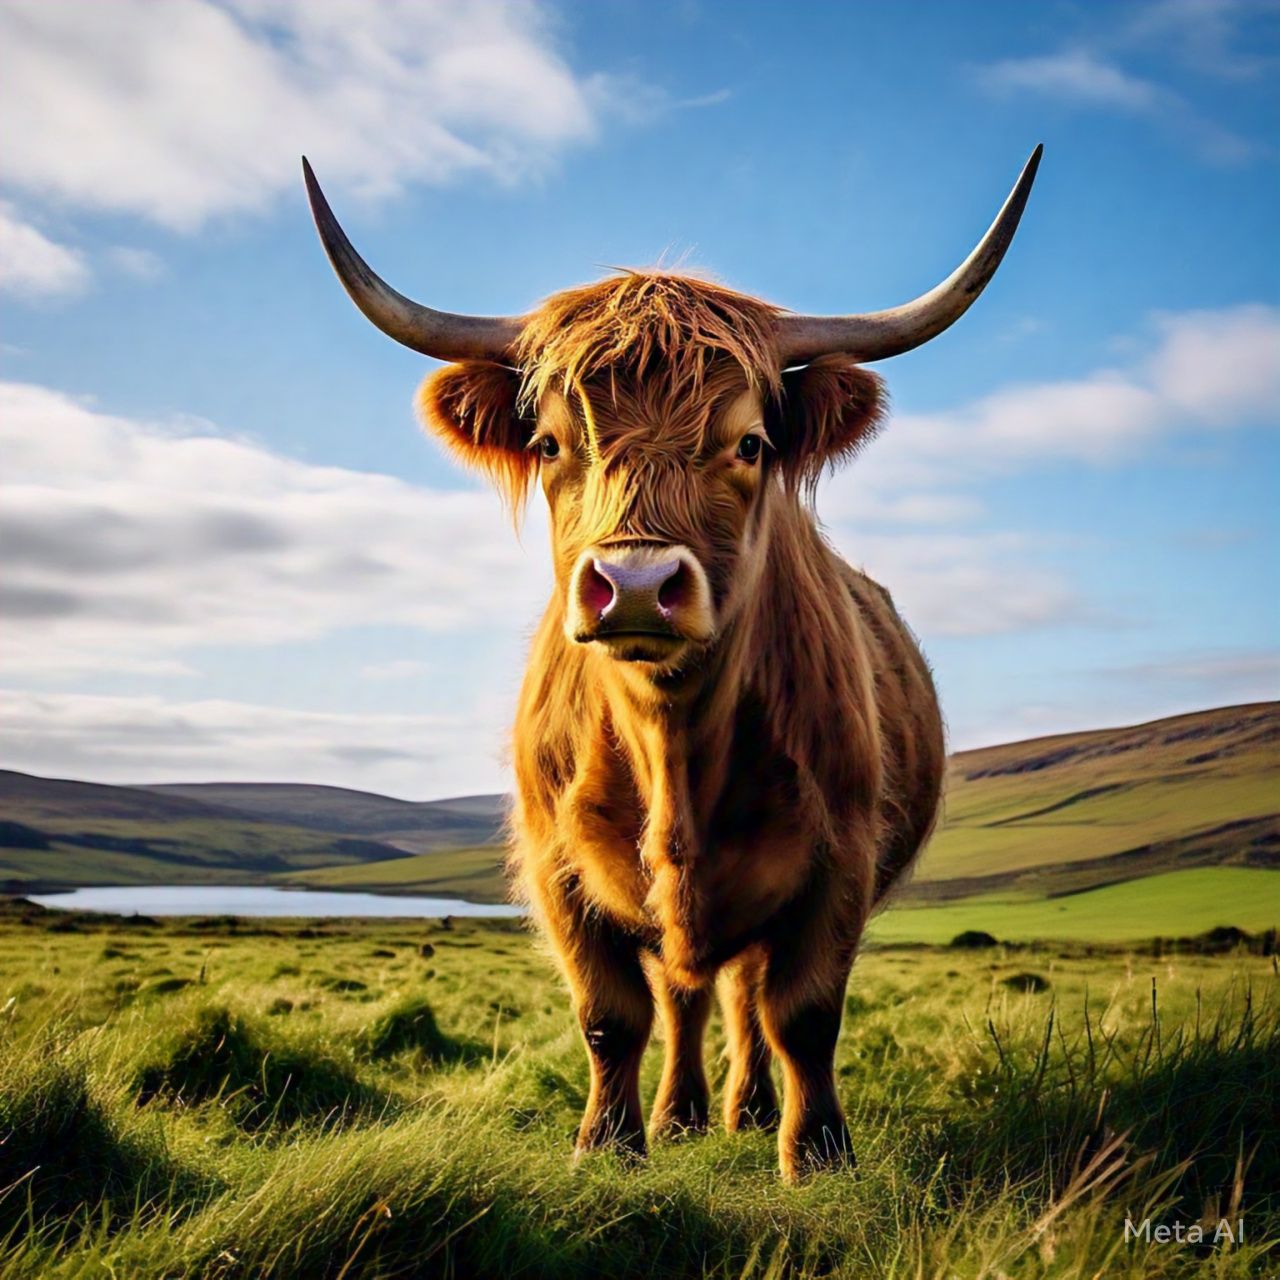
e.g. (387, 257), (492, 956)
(304, 146), (1040, 1180)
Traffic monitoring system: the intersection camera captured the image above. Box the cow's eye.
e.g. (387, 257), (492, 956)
(736, 434), (764, 464)
(538, 436), (561, 460)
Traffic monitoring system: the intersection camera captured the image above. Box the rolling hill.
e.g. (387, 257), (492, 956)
(1, 704), (1276, 923)
(906, 701), (1278, 900)
(143, 782), (505, 850)
(0, 770), (416, 892)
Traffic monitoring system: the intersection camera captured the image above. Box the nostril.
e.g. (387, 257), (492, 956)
(582, 560), (616, 617)
(657, 563), (690, 614)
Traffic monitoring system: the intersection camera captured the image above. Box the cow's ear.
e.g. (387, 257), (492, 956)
(770, 355), (886, 490)
(417, 362), (535, 507)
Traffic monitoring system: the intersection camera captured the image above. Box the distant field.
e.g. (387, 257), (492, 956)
(0, 815), (411, 890)
(284, 845), (509, 903)
(869, 867), (1280, 945)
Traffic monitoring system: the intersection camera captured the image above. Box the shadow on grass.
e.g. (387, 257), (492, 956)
(136, 1005), (390, 1131)
(0, 1053), (219, 1239)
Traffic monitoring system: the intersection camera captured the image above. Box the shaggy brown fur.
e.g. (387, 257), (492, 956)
(418, 272), (945, 1182)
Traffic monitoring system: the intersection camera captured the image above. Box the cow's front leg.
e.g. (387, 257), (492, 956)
(761, 984), (852, 1182)
(758, 885), (863, 1182)
(536, 885), (652, 1160)
(574, 937), (652, 1157)
(649, 966), (711, 1139)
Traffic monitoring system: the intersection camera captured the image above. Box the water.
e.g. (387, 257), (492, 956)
(27, 885), (524, 919)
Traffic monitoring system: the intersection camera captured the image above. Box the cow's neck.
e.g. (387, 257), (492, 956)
(590, 568), (764, 982)
(598, 624), (745, 812)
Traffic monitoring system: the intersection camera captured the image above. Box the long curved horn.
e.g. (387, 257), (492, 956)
(302, 158), (523, 363)
(775, 145), (1042, 365)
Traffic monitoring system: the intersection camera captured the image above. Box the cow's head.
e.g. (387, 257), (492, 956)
(303, 147), (1040, 669)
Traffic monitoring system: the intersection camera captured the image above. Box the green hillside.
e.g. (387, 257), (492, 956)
(908, 701), (1278, 899)
(2, 704), (1276, 931)
(282, 845), (509, 903)
(0, 772), (414, 893)
(143, 781), (505, 848)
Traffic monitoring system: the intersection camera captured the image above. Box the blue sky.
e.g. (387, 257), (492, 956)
(1, 0), (1277, 798)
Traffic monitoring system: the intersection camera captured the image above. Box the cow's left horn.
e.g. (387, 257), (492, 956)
(775, 145), (1042, 365)
(302, 158), (523, 363)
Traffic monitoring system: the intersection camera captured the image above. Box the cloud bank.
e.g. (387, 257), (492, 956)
(0, 0), (607, 231)
(1, 302), (1274, 791)
(0, 381), (552, 676)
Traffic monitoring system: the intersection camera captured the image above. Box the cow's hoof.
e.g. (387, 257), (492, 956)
(573, 1126), (647, 1166)
(724, 1095), (780, 1133)
(779, 1120), (856, 1184)
(649, 1105), (709, 1143)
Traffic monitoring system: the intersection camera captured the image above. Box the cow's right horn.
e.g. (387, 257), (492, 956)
(775, 145), (1043, 365)
(303, 158), (523, 364)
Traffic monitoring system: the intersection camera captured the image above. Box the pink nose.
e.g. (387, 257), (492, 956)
(581, 553), (689, 632)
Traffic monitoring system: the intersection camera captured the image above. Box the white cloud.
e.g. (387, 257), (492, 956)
(976, 42), (1262, 164)
(0, 202), (89, 298)
(106, 247), (165, 280)
(831, 530), (1081, 637)
(0, 0), (606, 231)
(0, 688), (503, 799)
(0, 380), (552, 677)
(821, 303), (1280, 517)
(816, 303), (1278, 636)
(1146, 305), (1280, 422)
(359, 659), (431, 681)
(981, 49), (1163, 111)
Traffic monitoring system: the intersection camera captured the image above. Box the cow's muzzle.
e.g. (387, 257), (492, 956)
(567, 543), (714, 659)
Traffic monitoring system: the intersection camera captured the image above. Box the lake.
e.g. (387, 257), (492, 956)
(28, 885), (524, 919)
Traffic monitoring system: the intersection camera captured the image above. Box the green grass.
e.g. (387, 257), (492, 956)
(0, 902), (1276, 1278)
(870, 867), (1280, 945)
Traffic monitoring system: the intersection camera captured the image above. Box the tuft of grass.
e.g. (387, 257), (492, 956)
(0, 1025), (217, 1240)
(1000, 971), (1051, 993)
(141, 977), (191, 996)
(358, 995), (483, 1064)
(134, 1004), (384, 1130)
(949, 929), (999, 948)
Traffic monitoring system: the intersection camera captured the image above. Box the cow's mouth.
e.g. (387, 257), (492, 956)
(586, 631), (688, 662)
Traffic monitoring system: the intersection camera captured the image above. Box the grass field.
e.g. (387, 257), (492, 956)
(1, 901), (1276, 1278)
(870, 867), (1280, 945)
